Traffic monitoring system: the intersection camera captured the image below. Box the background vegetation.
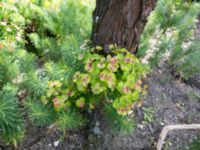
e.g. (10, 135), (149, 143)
(0, 0), (95, 146)
(139, 0), (200, 79)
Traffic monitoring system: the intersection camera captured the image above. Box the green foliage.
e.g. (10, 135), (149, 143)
(0, 0), (150, 145)
(56, 110), (85, 136)
(24, 98), (56, 127)
(104, 105), (135, 134)
(0, 1), (25, 48)
(0, 0), (96, 146)
(43, 0), (92, 38)
(186, 91), (200, 101)
(16, 0), (94, 68)
(28, 33), (41, 49)
(0, 3), (28, 146)
(0, 85), (25, 147)
(42, 46), (148, 117)
(15, 49), (37, 73)
(0, 49), (19, 89)
(142, 107), (155, 124)
(21, 72), (48, 98)
(73, 46), (148, 116)
(40, 46), (148, 135)
(181, 136), (200, 150)
(139, 0), (200, 79)
(174, 38), (200, 79)
(43, 61), (68, 81)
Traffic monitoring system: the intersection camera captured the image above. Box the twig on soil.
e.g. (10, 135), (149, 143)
(157, 124), (200, 150)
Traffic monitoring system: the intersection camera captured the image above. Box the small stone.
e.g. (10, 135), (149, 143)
(95, 121), (100, 126)
(53, 140), (60, 147)
(48, 143), (52, 147)
(160, 122), (165, 126)
(137, 124), (144, 129)
(93, 126), (100, 135)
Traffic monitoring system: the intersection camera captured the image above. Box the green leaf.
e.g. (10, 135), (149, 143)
(25, 99), (56, 127)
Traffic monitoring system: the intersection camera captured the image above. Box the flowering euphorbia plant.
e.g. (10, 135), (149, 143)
(42, 46), (148, 116)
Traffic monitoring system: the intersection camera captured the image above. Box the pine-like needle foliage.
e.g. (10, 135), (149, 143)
(24, 98), (56, 127)
(21, 72), (48, 98)
(175, 38), (200, 79)
(43, 61), (68, 81)
(0, 50), (19, 89)
(139, 0), (200, 79)
(56, 110), (85, 136)
(15, 49), (37, 73)
(104, 105), (135, 135)
(0, 86), (25, 146)
(0, 0), (95, 146)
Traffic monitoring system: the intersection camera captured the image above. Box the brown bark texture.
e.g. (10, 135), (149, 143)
(91, 0), (157, 54)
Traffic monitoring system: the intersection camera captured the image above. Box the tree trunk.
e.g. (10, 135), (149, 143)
(91, 0), (157, 54)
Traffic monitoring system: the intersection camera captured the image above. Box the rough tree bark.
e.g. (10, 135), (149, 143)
(91, 0), (157, 54)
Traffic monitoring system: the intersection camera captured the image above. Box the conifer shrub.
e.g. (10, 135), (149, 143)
(0, 2), (26, 144)
(139, 0), (200, 79)
(0, 85), (25, 147)
(24, 98), (56, 127)
(0, 49), (19, 88)
(56, 110), (85, 137)
(0, 0), (96, 146)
